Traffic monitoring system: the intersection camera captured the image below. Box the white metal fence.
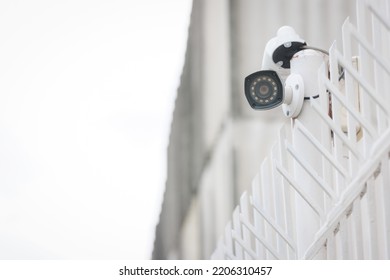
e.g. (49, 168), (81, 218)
(211, 0), (390, 260)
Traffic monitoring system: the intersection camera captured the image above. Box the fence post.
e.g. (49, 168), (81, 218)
(288, 49), (329, 257)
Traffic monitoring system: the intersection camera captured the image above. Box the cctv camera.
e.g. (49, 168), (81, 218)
(244, 70), (283, 110)
(244, 26), (306, 111)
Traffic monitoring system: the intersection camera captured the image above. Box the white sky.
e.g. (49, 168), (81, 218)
(0, 0), (192, 259)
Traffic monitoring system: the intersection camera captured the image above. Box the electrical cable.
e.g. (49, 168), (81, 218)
(301, 45), (329, 55)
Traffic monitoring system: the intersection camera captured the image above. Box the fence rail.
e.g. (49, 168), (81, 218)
(211, 0), (390, 260)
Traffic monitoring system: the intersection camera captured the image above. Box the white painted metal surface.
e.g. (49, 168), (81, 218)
(211, 0), (390, 260)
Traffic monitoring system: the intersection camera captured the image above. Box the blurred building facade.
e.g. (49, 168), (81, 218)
(153, 0), (356, 259)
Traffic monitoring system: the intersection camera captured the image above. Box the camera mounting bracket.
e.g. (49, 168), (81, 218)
(272, 41), (306, 69)
(282, 73), (304, 118)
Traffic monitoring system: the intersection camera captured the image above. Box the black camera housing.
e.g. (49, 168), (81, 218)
(244, 70), (284, 110)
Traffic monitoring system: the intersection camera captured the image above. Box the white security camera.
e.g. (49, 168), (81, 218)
(244, 26), (306, 110)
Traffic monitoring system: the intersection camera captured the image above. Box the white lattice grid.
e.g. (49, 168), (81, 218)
(211, 0), (390, 260)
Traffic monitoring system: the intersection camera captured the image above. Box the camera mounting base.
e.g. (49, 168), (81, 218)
(282, 73), (304, 118)
(272, 42), (306, 69)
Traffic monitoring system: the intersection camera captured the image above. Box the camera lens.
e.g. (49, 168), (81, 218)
(250, 77), (278, 103)
(259, 85), (270, 96)
(244, 70), (283, 110)
(251, 77), (278, 103)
